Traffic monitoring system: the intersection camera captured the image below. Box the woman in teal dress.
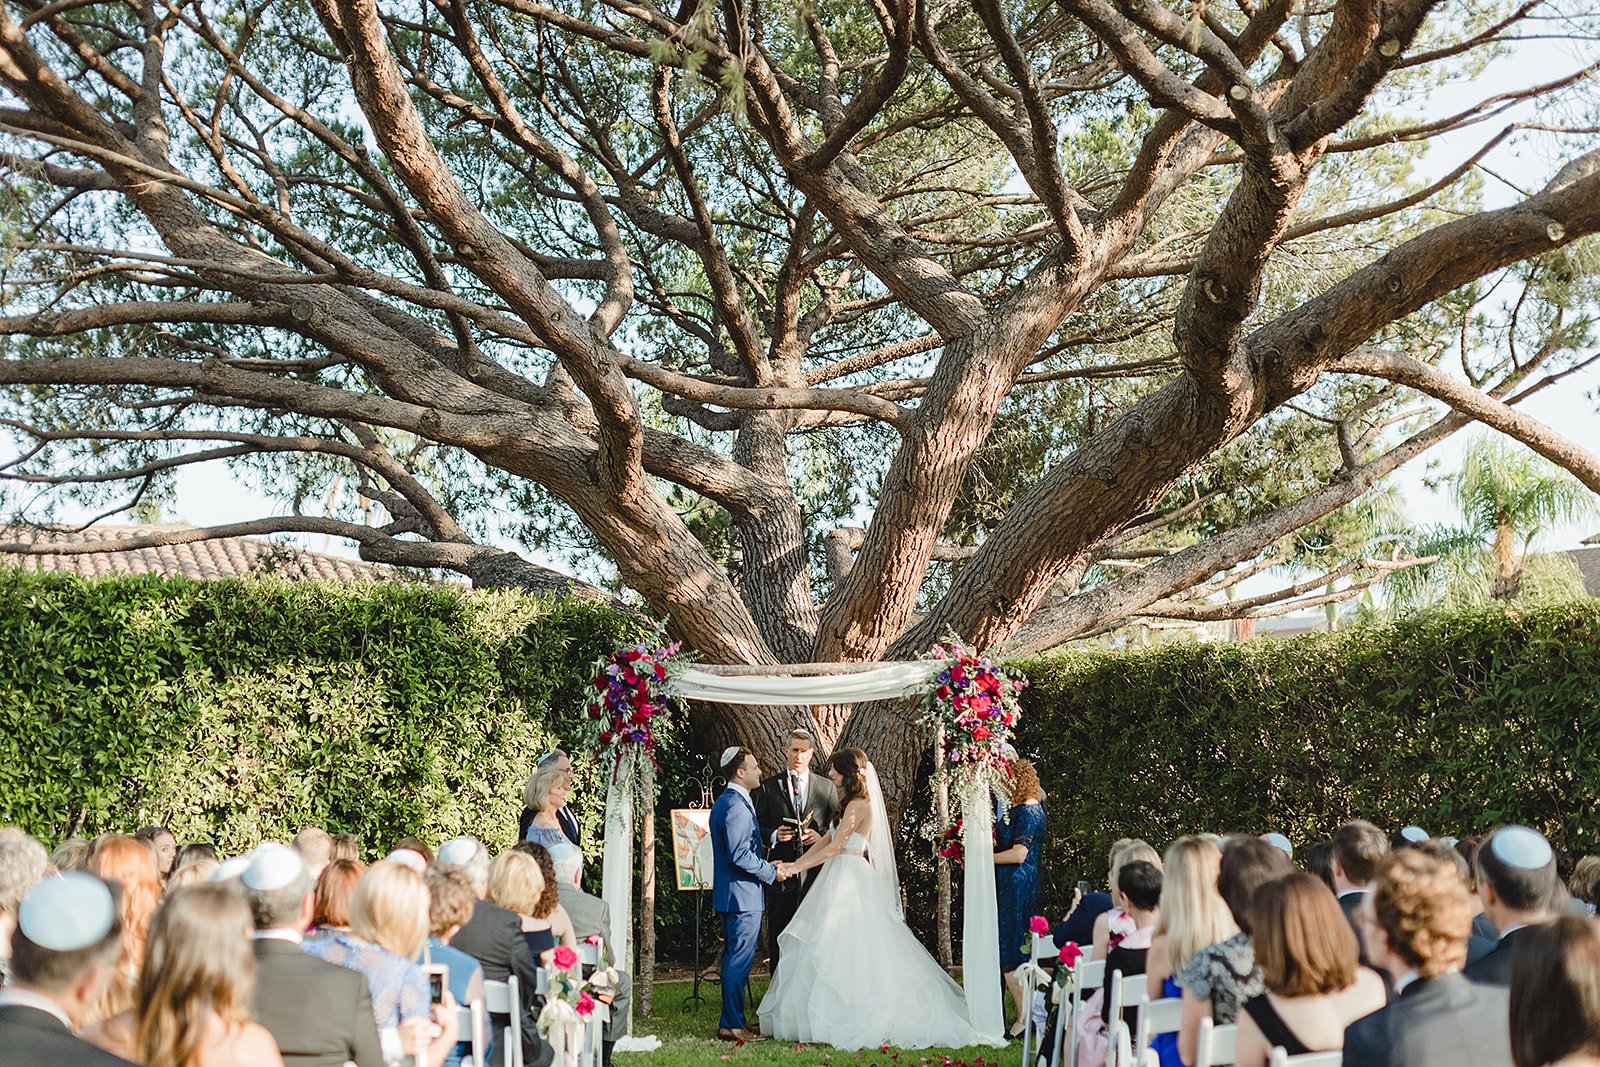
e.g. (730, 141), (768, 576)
(995, 758), (1046, 1040)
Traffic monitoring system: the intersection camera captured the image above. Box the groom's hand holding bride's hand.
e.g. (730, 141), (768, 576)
(774, 862), (793, 880)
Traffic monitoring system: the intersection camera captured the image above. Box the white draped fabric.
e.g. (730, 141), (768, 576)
(961, 787), (1006, 1043)
(672, 661), (939, 705)
(599, 780), (633, 965)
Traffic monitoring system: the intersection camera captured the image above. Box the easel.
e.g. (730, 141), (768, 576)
(683, 759), (718, 1012)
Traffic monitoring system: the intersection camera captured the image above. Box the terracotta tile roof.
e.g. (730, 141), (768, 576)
(1569, 546), (1600, 598)
(0, 524), (409, 583)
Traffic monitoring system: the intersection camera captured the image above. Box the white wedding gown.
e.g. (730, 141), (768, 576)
(757, 829), (988, 1050)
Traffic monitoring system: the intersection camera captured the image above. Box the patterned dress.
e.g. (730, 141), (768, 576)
(1175, 932), (1263, 1024)
(304, 929), (430, 1033)
(995, 800), (1046, 972)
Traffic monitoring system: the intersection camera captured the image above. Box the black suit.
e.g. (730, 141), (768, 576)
(518, 806), (581, 848)
(450, 898), (553, 1067)
(1339, 889), (1374, 966)
(0, 1003), (136, 1067)
(250, 939), (385, 1067)
(754, 769), (839, 969)
(1342, 972), (1512, 1067)
(1462, 924), (1535, 987)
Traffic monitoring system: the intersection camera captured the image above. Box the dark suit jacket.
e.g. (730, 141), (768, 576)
(1339, 889), (1375, 965)
(1342, 972), (1512, 1067)
(250, 939), (385, 1067)
(0, 1004), (137, 1067)
(450, 898), (551, 1066)
(518, 806), (581, 847)
(1462, 924), (1534, 987)
(754, 770), (839, 892)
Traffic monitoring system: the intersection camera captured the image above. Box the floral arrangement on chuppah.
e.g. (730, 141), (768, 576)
(580, 636), (685, 803)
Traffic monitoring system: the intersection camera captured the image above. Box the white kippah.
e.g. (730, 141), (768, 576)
(1262, 832), (1293, 857)
(1490, 825), (1553, 869)
(1400, 825), (1429, 843)
(18, 872), (115, 952)
(385, 849), (427, 873)
(437, 837), (482, 867)
(242, 843), (306, 891)
(719, 746), (742, 767)
(213, 856), (252, 883)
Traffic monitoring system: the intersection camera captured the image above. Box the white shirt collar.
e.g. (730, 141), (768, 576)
(252, 928), (304, 945)
(1337, 887), (1369, 899)
(727, 782), (752, 802)
(0, 987), (75, 1030)
(1392, 969), (1421, 995)
(1499, 922), (1530, 940)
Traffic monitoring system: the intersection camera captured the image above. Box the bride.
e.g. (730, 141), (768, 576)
(758, 747), (997, 1051)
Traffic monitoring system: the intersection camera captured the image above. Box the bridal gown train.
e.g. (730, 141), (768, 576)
(757, 831), (989, 1050)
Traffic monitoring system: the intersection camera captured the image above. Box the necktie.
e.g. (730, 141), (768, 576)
(792, 772), (805, 814)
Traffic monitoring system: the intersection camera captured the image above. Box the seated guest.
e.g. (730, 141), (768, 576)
(422, 866), (487, 1067)
(89, 837), (163, 1023)
(242, 843), (385, 1067)
(389, 838), (434, 865)
(554, 850), (633, 1061)
(307, 860), (365, 939)
(1454, 836), (1500, 941)
(1304, 840), (1336, 894)
(305, 861), (457, 1066)
(1465, 825), (1559, 986)
(1331, 820), (1389, 965)
(166, 845), (220, 893)
(488, 851), (564, 965)
(1569, 856), (1600, 917)
(329, 835), (361, 865)
(50, 838), (93, 873)
(1052, 887), (1113, 953)
(508, 843), (579, 961)
(293, 829), (333, 881)
(1343, 849), (1512, 1067)
(1509, 915), (1600, 1067)
(435, 838), (551, 1067)
(1092, 840), (1162, 962)
(1104, 861), (1162, 1021)
(0, 873), (135, 1066)
(86, 885), (284, 1066)
(1176, 837), (1293, 1066)
(0, 827), (49, 988)
(133, 828), (176, 884)
(1148, 838), (1235, 1067)
(1235, 873), (1385, 1065)
(1416, 841), (1496, 964)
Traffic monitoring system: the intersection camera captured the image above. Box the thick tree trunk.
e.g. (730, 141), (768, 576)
(638, 795), (656, 1018)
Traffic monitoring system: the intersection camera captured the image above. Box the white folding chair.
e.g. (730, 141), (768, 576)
(1035, 934), (1060, 961)
(1021, 934), (1058, 1067)
(482, 975), (525, 1067)
(1107, 972), (1145, 1067)
(1269, 1049), (1342, 1067)
(1195, 1019), (1238, 1067)
(1134, 996), (1183, 1064)
(457, 998), (488, 1067)
(1110, 1020), (1134, 1067)
(1066, 955), (1107, 1067)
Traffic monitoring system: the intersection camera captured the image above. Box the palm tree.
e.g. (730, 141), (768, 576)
(1454, 437), (1599, 600)
(1385, 436), (1598, 608)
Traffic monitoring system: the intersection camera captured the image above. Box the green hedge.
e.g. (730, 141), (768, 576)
(6, 569), (1599, 950)
(1014, 600), (1600, 909)
(0, 569), (643, 853)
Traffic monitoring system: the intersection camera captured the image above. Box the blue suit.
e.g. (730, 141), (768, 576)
(709, 783), (776, 1030)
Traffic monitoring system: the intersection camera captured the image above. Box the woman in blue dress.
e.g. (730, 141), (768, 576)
(994, 758), (1046, 1040)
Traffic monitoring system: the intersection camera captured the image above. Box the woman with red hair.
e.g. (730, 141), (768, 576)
(89, 834), (164, 1023)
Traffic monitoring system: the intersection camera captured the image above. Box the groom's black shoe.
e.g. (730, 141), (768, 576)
(718, 1028), (770, 1043)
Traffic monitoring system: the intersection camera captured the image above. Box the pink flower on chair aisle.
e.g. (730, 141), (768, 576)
(552, 945), (578, 971)
(575, 992), (596, 1016)
(1029, 915), (1050, 936)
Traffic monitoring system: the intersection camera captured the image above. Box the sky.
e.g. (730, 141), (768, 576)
(14, 15), (1600, 571)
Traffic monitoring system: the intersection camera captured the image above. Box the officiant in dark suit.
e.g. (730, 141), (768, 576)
(754, 727), (839, 970)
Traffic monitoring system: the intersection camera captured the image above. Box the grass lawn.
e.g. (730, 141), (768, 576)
(623, 977), (1014, 1067)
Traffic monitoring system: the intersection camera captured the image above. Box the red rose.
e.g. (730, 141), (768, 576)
(1029, 915), (1050, 935)
(630, 709), (651, 725)
(972, 724), (992, 741)
(936, 685), (952, 700)
(599, 731), (613, 744)
(621, 669), (639, 685)
(623, 650), (641, 662)
(586, 703), (602, 719)
(552, 945), (578, 970)
(969, 694), (992, 716)
(1059, 942), (1084, 966)
(576, 992), (596, 1016)
(950, 665), (968, 684)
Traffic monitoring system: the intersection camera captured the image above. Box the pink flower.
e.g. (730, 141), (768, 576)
(584, 934), (602, 945)
(575, 992), (596, 1016)
(972, 724), (991, 742)
(1059, 942), (1084, 966)
(552, 945), (578, 971)
(1029, 915), (1050, 935)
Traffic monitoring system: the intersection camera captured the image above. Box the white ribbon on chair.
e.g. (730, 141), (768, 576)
(538, 997), (583, 1067)
(962, 786), (1006, 1043)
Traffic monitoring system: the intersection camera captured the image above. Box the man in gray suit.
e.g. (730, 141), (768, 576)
(554, 850), (632, 1067)
(1344, 848), (1512, 1067)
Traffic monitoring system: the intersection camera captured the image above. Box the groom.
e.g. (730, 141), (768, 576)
(709, 746), (786, 1042)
